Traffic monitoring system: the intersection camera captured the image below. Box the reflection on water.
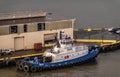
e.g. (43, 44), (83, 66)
(0, 50), (120, 77)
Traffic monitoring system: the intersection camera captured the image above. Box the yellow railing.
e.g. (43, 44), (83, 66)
(74, 28), (108, 31)
(0, 53), (43, 61)
(0, 39), (119, 61)
(75, 39), (117, 43)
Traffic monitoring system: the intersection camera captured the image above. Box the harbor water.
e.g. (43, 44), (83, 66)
(0, 0), (120, 77)
(0, 50), (120, 77)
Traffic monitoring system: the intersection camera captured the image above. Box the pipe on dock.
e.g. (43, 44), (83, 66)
(75, 39), (117, 44)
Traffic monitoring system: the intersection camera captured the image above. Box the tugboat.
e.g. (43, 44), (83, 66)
(16, 31), (99, 72)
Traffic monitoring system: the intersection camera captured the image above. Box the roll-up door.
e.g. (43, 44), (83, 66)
(44, 33), (57, 44)
(14, 37), (24, 51)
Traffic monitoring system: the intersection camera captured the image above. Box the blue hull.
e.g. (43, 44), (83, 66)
(17, 49), (99, 72)
(33, 49), (99, 69)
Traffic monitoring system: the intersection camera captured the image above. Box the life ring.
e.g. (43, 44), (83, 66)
(18, 63), (24, 70)
(30, 66), (37, 72)
(23, 64), (29, 72)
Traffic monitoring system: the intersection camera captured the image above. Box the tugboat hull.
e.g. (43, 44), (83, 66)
(16, 31), (99, 72)
(16, 49), (99, 72)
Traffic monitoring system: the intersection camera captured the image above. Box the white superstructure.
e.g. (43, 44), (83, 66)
(16, 31), (99, 72)
(43, 31), (89, 62)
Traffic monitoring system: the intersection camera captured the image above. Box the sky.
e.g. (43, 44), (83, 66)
(0, 0), (120, 28)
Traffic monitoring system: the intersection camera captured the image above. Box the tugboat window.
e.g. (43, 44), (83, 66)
(10, 25), (18, 34)
(37, 23), (45, 31)
(24, 24), (27, 32)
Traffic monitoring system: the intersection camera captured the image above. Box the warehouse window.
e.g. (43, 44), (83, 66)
(24, 24), (27, 32)
(37, 23), (45, 31)
(10, 25), (18, 34)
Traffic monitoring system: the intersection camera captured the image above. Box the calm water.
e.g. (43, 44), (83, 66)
(0, 0), (120, 77)
(0, 50), (120, 77)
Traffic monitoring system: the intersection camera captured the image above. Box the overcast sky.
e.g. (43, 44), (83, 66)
(0, 0), (120, 28)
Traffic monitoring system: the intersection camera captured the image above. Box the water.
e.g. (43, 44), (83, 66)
(0, 0), (120, 77)
(0, 50), (120, 77)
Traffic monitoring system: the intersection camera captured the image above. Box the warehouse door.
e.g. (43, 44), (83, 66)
(14, 37), (24, 51)
(44, 33), (57, 44)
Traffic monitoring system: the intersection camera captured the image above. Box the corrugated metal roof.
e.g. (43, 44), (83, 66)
(0, 12), (74, 26)
(0, 11), (46, 20)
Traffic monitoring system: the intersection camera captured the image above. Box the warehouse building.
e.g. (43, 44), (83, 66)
(0, 11), (75, 51)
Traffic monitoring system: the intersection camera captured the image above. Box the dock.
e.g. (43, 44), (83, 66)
(0, 51), (43, 61)
(0, 39), (119, 61)
(0, 28), (120, 66)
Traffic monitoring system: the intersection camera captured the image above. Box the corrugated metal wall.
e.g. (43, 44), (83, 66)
(0, 20), (73, 35)
(0, 26), (9, 35)
(45, 20), (72, 30)
(18, 24), (23, 34)
(0, 16), (45, 26)
(27, 23), (37, 32)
